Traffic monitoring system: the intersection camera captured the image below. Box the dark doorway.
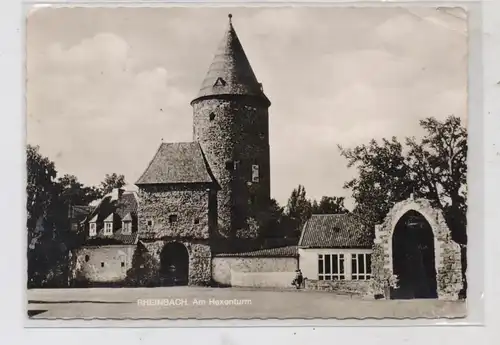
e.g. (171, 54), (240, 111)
(160, 242), (189, 286)
(391, 210), (438, 299)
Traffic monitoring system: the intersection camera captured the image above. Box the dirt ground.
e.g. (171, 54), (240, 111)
(27, 286), (467, 320)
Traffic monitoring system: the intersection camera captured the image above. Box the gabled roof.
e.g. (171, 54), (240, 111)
(103, 213), (114, 222)
(298, 214), (374, 249)
(135, 142), (213, 185)
(214, 246), (298, 258)
(191, 14), (270, 106)
(84, 191), (138, 225)
(122, 213), (133, 222)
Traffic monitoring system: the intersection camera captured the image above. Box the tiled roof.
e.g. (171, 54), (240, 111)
(115, 192), (138, 218)
(214, 246), (298, 258)
(298, 214), (374, 249)
(81, 190), (139, 246)
(135, 142), (213, 185)
(192, 15), (270, 106)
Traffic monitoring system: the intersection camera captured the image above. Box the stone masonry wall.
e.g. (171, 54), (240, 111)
(142, 240), (212, 285)
(192, 96), (270, 240)
(137, 184), (211, 240)
(373, 198), (463, 300)
(305, 279), (371, 296)
(73, 245), (136, 284)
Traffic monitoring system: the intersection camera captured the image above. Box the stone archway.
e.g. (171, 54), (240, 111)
(160, 242), (189, 286)
(373, 197), (463, 300)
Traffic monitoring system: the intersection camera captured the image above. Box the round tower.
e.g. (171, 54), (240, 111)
(191, 14), (271, 242)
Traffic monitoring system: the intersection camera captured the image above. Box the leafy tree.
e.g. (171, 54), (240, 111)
(284, 185), (312, 239)
(100, 173), (126, 195)
(311, 196), (349, 214)
(285, 185), (312, 224)
(339, 115), (467, 245)
(26, 145), (57, 237)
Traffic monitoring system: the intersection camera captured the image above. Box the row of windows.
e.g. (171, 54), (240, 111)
(318, 253), (372, 281)
(89, 220), (133, 236)
(84, 255), (125, 268)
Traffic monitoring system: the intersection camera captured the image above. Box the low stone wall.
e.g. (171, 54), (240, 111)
(305, 279), (371, 296)
(212, 256), (298, 288)
(72, 245), (136, 284)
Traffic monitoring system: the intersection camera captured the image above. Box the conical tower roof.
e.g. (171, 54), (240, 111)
(191, 14), (270, 105)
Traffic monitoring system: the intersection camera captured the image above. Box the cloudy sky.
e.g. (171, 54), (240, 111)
(26, 6), (467, 208)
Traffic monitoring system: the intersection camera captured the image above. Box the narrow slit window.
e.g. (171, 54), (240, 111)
(169, 214), (178, 224)
(209, 112), (215, 121)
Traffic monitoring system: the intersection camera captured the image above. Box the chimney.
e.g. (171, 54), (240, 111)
(111, 188), (124, 201)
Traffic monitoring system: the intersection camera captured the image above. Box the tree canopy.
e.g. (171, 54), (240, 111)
(339, 115), (467, 245)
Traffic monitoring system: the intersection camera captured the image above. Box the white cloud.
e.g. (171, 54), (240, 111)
(27, 32), (191, 185)
(27, 7), (467, 207)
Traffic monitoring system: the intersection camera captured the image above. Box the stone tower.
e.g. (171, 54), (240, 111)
(191, 14), (271, 242)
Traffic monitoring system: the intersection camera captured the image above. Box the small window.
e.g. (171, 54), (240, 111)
(101, 262), (104, 268)
(252, 164), (259, 182)
(209, 112), (215, 121)
(146, 219), (154, 227)
(89, 223), (97, 236)
(214, 77), (226, 87)
(85, 255), (90, 262)
(122, 221), (132, 234)
(121, 262), (125, 267)
(169, 214), (178, 224)
(225, 161), (234, 171)
(194, 218), (200, 224)
(71, 223), (78, 231)
(104, 222), (113, 235)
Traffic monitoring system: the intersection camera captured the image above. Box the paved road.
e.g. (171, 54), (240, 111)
(27, 286), (466, 320)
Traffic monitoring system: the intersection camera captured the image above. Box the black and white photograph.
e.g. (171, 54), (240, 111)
(26, 6), (468, 320)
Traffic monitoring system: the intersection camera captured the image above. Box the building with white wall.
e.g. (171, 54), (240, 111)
(298, 214), (374, 294)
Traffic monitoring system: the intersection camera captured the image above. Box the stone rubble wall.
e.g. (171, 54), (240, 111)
(192, 97), (271, 239)
(304, 279), (371, 296)
(142, 240), (212, 286)
(373, 198), (463, 300)
(137, 184), (211, 239)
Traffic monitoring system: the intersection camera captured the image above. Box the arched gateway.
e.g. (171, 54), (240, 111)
(373, 197), (463, 300)
(160, 242), (189, 286)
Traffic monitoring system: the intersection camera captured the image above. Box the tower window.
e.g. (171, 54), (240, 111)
(252, 164), (260, 182)
(85, 255), (90, 262)
(121, 262), (125, 268)
(194, 218), (200, 224)
(101, 262), (104, 268)
(169, 214), (178, 224)
(146, 219), (154, 228)
(214, 77), (226, 87)
(209, 112), (215, 121)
